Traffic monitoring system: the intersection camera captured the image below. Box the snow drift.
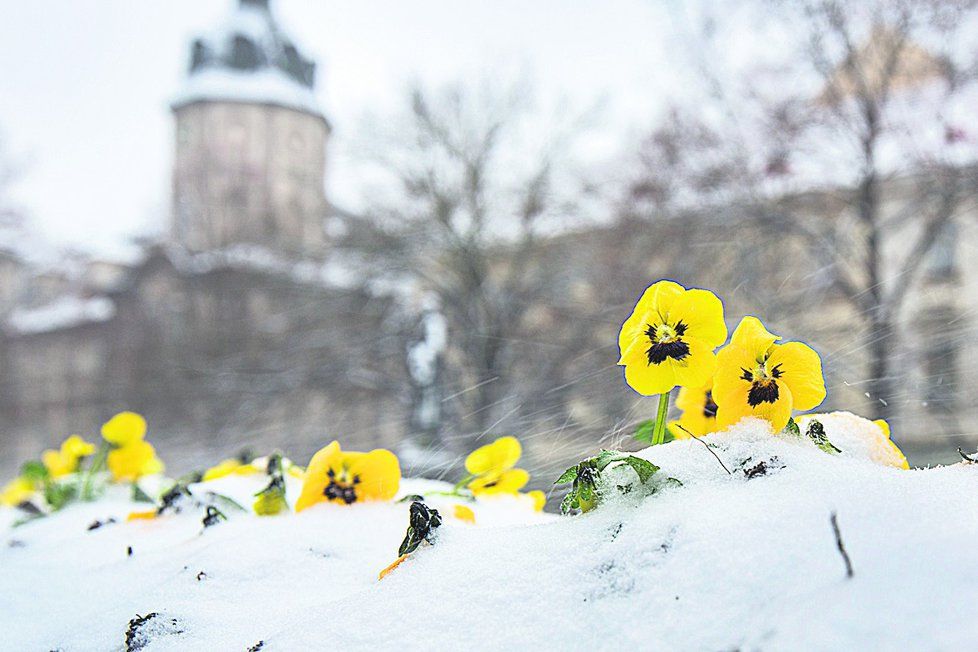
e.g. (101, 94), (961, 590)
(2, 413), (976, 651)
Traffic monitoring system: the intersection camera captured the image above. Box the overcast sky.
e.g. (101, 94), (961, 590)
(0, 0), (762, 259)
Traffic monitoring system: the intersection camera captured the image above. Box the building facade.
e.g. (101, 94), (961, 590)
(0, 0), (410, 475)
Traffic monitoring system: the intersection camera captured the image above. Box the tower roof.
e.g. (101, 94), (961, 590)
(171, 0), (325, 118)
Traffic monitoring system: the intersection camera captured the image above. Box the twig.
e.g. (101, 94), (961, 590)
(675, 424), (731, 475)
(830, 511), (854, 578)
(957, 447), (977, 464)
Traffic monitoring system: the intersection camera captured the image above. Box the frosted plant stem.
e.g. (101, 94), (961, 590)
(652, 392), (670, 446)
(82, 444), (109, 500)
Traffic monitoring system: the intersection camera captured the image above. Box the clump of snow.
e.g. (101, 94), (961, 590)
(2, 413), (976, 650)
(171, 68), (324, 118)
(7, 295), (115, 334)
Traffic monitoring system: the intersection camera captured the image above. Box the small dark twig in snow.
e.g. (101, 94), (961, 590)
(957, 448), (977, 464)
(675, 424), (731, 475)
(830, 512), (854, 578)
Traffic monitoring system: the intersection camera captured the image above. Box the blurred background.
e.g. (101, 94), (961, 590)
(1, 0), (976, 486)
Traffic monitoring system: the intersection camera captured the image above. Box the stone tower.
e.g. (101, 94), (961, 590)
(170, 0), (330, 258)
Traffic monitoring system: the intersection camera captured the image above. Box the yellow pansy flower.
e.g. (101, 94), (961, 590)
(714, 317), (825, 432)
(453, 504), (476, 524)
(0, 477), (36, 507)
(670, 382), (718, 439)
(108, 440), (165, 483)
(202, 458), (258, 481)
(101, 411), (147, 447)
(873, 419), (910, 470)
(42, 435), (96, 478)
(464, 436), (530, 497)
(295, 441), (401, 512)
(469, 468), (529, 496)
(618, 280), (727, 396)
(526, 489), (546, 512)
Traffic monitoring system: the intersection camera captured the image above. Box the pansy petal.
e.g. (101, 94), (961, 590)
(349, 449), (401, 501)
(667, 338), (717, 390)
(729, 317), (780, 359)
(465, 436), (522, 475)
(716, 380), (793, 432)
(101, 412), (147, 446)
(713, 343), (757, 406)
(623, 352), (678, 396)
(767, 341), (825, 411)
(295, 441), (341, 512)
(618, 280), (685, 355)
(669, 288), (727, 348)
(873, 419), (891, 438)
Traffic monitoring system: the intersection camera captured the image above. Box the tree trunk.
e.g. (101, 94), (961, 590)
(868, 314), (894, 422)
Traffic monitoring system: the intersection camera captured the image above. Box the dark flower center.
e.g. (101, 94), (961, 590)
(323, 467), (361, 504)
(741, 362), (784, 406)
(703, 390), (718, 418)
(645, 321), (690, 365)
(747, 380), (780, 406)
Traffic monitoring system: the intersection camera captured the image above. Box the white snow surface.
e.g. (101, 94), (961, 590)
(2, 414), (977, 651)
(171, 68), (324, 118)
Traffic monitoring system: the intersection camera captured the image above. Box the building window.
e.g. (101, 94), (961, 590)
(229, 35), (261, 70)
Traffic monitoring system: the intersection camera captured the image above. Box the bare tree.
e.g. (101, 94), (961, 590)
(353, 81), (587, 450)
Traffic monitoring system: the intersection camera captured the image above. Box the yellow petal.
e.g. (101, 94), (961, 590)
(101, 412), (147, 446)
(666, 338), (717, 390)
(470, 468), (529, 496)
(0, 477), (36, 507)
(61, 435), (95, 459)
(618, 280), (685, 360)
(713, 342), (757, 407)
(877, 437), (910, 470)
(527, 489), (546, 512)
(43, 449), (76, 478)
(729, 317), (780, 360)
(453, 504), (476, 524)
(378, 554), (409, 580)
(873, 419), (891, 438)
(668, 288), (727, 348)
(348, 449), (402, 502)
(464, 436), (522, 475)
(623, 348), (678, 395)
(716, 380), (793, 432)
(202, 459), (245, 481)
(127, 510), (158, 521)
(107, 440), (163, 483)
(295, 441), (341, 512)
(767, 341), (826, 411)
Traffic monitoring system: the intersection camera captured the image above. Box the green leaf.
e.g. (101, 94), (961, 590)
(554, 465), (579, 485)
(397, 494), (426, 503)
(20, 461), (48, 483)
(594, 450), (627, 471)
(805, 419), (841, 454)
(783, 417), (801, 437)
(131, 483), (154, 503)
(560, 492), (578, 514)
(44, 482), (77, 511)
(620, 456), (660, 484)
(634, 420), (655, 444)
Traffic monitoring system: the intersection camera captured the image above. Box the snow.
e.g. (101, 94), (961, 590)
(2, 413), (977, 650)
(171, 68), (324, 119)
(164, 244), (357, 290)
(6, 295), (115, 334)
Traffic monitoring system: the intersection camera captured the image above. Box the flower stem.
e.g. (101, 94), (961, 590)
(652, 391), (670, 446)
(82, 443), (109, 501)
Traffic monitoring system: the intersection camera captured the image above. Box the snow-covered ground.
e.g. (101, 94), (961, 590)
(2, 414), (976, 651)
